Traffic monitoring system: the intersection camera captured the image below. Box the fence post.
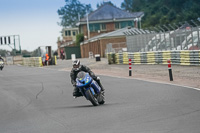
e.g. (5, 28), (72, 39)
(167, 59), (173, 81)
(129, 58), (132, 76)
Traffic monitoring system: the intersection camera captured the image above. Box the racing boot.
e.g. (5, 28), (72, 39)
(73, 87), (82, 97)
(96, 77), (105, 92)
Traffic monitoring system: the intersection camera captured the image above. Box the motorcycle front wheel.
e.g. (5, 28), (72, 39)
(85, 89), (99, 106)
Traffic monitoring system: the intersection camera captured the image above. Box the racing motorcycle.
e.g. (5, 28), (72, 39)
(0, 60), (4, 71)
(76, 71), (105, 106)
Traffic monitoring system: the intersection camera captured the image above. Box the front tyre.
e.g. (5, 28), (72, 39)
(85, 90), (99, 106)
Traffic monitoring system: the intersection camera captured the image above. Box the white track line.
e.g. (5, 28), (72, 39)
(98, 73), (200, 91)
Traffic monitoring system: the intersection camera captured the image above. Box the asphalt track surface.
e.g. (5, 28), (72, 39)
(0, 65), (200, 133)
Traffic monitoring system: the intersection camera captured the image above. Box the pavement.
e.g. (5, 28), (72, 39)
(55, 58), (200, 89)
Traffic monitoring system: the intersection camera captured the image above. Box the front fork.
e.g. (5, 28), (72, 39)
(80, 87), (96, 100)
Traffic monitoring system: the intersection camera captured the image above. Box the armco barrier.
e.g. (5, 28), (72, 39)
(171, 51), (180, 65)
(190, 51), (199, 65)
(162, 51), (171, 65)
(155, 51), (163, 64)
(123, 52), (129, 64)
(133, 52), (141, 64)
(147, 52), (155, 64)
(180, 51), (190, 65)
(107, 50), (200, 66)
(141, 52), (147, 64)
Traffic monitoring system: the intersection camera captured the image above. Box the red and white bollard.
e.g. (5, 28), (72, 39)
(129, 59), (132, 76)
(167, 59), (173, 81)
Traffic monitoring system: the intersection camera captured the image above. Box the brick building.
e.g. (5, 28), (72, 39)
(80, 27), (129, 58)
(57, 3), (144, 59)
(57, 27), (79, 58)
(78, 3), (144, 58)
(77, 3), (144, 39)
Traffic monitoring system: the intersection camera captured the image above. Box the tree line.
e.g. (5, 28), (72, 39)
(58, 0), (200, 28)
(121, 0), (200, 27)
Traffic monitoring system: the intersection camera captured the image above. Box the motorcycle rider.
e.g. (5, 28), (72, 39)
(70, 59), (105, 97)
(0, 55), (4, 62)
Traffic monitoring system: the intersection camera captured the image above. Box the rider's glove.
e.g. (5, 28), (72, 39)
(92, 76), (97, 80)
(73, 82), (76, 87)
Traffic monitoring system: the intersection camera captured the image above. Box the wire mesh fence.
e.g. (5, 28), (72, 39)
(124, 20), (200, 52)
(105, 42), (127, 54)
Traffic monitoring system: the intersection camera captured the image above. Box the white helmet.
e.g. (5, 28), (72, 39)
(72, 60), (81, 71)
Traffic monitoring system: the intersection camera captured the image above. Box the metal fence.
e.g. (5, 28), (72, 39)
(105, 42), (127, 54)
(124, 20), (200, 52)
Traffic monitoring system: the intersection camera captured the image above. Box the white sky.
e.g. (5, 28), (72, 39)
(0, 0), (124, 52)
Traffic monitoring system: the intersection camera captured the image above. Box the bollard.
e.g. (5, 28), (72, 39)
(167, 59), (173, 81)
(129, 59), (132, 76)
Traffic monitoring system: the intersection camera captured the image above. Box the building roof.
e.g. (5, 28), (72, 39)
(123, 28), (151, 36)
(79, 3), (144, 24)
(81, 27), (130, 45)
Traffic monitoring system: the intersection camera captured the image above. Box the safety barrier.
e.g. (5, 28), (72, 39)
(22, 56), (57, 67)
(23, 57), (43, 67)
(4, 56), (23, 65)
(108, 50), (200, 66)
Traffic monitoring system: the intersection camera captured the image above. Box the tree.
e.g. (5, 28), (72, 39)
(31, 48), (41, 57)
(57, 0), (92, 27)
(21, 50), (31, 56)
(0, 49), (7, 57)
(121, 0), (200, 28)
(121, 0), (134, 12)
(97, 1), (114, 8)
(76, 34), (84, 46)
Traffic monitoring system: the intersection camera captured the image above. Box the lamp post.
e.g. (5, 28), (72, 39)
(134, 18), (138, 28)
(86, 11), (90, 39)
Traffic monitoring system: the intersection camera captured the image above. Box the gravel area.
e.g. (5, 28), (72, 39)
(57, 58), (200, 89)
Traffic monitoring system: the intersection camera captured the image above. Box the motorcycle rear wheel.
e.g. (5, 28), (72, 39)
(98, 93), (105, 105)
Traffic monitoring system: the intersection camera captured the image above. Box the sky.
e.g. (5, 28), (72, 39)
(0, 0), (124, 52)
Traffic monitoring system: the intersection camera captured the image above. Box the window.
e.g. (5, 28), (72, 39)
(89, 24), (100, 32)
(89, 23), (106, 32)
(121, 21), (134, 28)
(101, 23), (106, 31)
(68, 31), (71, 36)
(65, 30), (71, 36)
(73, 31), (76, 36)
(80, 26), (84, 34)
(115, 22), (120, 29)
(65, 31), (68, 36)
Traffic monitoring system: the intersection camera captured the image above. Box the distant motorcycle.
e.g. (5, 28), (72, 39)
(0, 60), (4, 70)
(76, 71), (105, 106)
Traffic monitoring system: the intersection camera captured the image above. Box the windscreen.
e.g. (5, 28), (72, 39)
(77, 71), (86, 80)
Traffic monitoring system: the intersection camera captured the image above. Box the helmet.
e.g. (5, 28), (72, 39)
(72, 60), (81, 71)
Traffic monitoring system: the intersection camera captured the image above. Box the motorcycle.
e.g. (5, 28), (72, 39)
(76, 71), (105, 106)
(0, 60), (4, 71)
